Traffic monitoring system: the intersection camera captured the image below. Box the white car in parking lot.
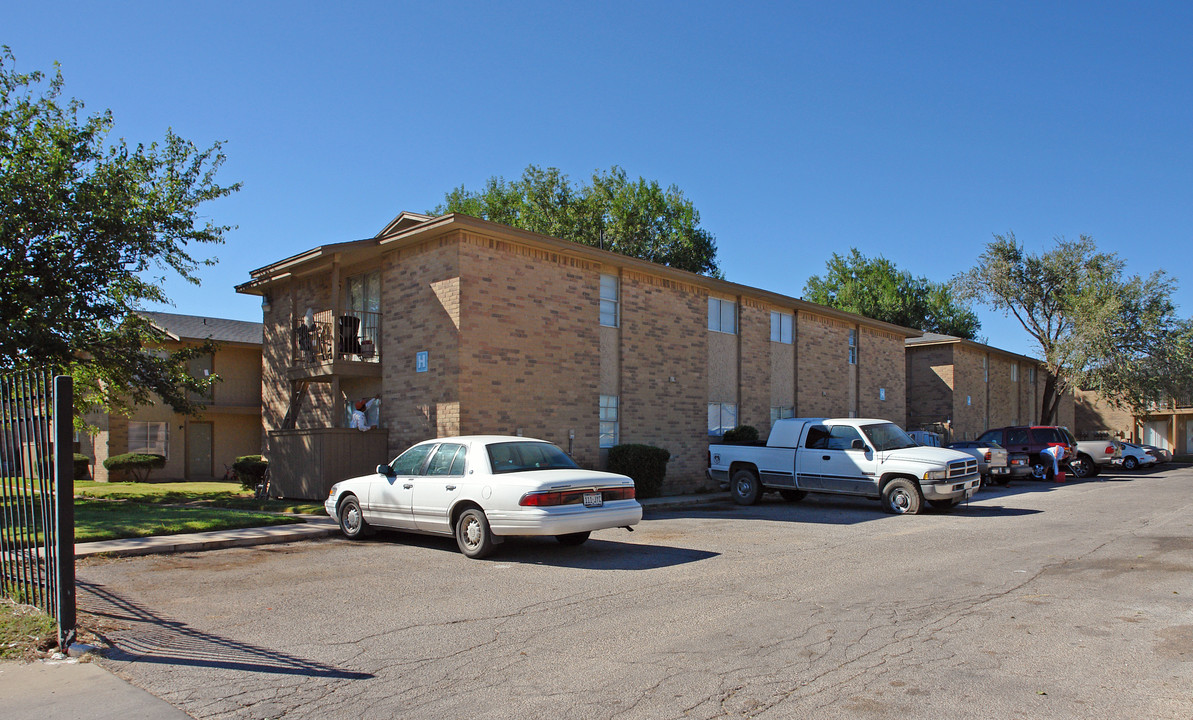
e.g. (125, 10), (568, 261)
(1116, 442), (1158, 471)
(325, 436), (642, 558)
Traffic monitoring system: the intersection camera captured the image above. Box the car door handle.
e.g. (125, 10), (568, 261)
(403, 483), (413, 489)
(445, 485), (456, 491)
(822, 455), (831, 461)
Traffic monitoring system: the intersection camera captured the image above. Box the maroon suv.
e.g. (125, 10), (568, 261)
(976, 426), (1079, 480)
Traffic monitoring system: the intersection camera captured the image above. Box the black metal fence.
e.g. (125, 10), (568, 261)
(0, 368), (75, 649)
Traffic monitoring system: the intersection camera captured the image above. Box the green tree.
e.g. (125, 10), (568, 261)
(803, 249), (980, 338)
(0, 47), (239, 416)
(953, 232), (1191, 422)
(433, 164), (721, 277)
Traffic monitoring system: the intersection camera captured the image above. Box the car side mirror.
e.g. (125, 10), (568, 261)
(377, 464), (394, 476)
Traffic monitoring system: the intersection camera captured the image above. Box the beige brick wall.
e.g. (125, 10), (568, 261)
(739, 299), (771, 431)
(457, 232), (602, 468)
(797, 312), (853, 417)
(951, 346), (988, 440)
(1073, 389), (1135, 439)
(858, 327), (905, 423)
(619, 270), (710, 491)
(382, 236), (463, 458)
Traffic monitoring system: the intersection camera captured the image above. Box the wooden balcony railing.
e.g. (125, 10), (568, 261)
(293, 310), (381, 367)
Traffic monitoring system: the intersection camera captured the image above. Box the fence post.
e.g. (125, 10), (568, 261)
(53, 375), (75, 651)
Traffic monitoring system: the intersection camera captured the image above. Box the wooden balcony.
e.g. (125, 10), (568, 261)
(289, 310), (382, 381)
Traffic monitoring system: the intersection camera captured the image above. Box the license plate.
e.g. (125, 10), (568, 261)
(992, 467), (1009, 474)
(583, 492), (603, 508)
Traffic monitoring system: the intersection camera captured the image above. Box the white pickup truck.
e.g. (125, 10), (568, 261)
(707, 418), (981, 514)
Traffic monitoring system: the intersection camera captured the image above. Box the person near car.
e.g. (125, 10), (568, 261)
(1041, 444), (1064, 480)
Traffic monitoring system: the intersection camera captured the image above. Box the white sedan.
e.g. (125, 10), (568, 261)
(325, 436), (643, 559)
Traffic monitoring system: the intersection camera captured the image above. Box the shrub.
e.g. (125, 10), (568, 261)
(721, 425), (760, 444)
(72, 453), (91, 481)
(231, 455), (269, 491)
(607, 444), (670, 499)
(102, 453), (166, 482)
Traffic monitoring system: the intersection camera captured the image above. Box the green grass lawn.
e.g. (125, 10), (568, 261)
(74, 481), (327, 515)
(74, 499), (302, 542)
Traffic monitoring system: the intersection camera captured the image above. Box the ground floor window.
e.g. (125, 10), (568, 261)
(600, 395), (619, 448)
(129, 421), (168, 458)
(770, 406), (794, 423)
(708, 402), (738, 436)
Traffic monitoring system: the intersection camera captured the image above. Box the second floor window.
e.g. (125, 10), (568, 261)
(344, 270), (381, 315)
(709, 298), (736, 334)
(1011, 364), (1018, 382)
(770, 311), (793, 343)
(848, 329), (857, 364)
(600, 275), (619, 327)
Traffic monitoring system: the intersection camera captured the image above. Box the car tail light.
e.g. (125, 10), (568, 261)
(519, 486), (635, 507)
(1105, 445), (1115, 454)
(983, 451), (992, 462)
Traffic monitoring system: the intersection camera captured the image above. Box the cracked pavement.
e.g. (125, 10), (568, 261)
(77, 466), (1193, 719)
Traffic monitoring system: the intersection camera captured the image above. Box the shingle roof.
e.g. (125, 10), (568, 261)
(138, 312), (263, 345)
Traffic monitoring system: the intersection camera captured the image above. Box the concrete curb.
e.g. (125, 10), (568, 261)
(76, 516), (339, 558)
(639, 492), (731, 512)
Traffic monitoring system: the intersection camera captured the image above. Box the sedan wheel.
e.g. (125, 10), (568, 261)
(455, 507), (495, 559)
(338, 496), (369, 540)
(1123, 455), (1138, 470)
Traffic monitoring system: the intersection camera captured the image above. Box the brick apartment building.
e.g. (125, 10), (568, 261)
(81, 312), (264, 482)
(236, 212), (920, 498)
(905, 332), (1074, 442)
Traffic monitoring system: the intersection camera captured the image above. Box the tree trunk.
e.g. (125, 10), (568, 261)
(1039, 372), (1061, 424)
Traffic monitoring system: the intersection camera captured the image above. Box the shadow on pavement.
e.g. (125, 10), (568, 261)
(360, 529), (719, 569)
(78, 580), (372, 679)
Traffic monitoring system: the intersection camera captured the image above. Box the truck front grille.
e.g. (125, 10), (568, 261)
(948, 459), (978, 478)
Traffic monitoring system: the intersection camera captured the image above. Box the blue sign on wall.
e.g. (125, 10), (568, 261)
(416, 351), (428, 373)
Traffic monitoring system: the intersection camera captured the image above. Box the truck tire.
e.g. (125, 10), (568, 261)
(881, 478), (923, 515)
(731, 469), (762, 505)
(1068, 454), (1097, 479)
(779, 489), (806, 503)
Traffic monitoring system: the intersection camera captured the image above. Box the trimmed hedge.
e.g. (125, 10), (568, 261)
(102, 453), (166, 483)
(721, 425), (760, 444)
(231, 455), (269, 491)
(607, 444), (670, 499)
(73, 453), (91, 481)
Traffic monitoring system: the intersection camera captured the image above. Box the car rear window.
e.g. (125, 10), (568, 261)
(1032, 428), (1065, 444)
(486, 441), (580, 473)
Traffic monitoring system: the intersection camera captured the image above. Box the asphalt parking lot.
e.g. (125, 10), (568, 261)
(78, 465), (1193, 719)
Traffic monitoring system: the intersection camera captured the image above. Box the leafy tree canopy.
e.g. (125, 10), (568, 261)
(803, 249), (981, 338)
(953, 232), (1191, 421)
(432, 164), (721, 277)
(0, 47), (239, 417)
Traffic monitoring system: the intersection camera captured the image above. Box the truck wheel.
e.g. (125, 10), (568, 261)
(731, 469), (762, 505)
(882, 479), (923, 515)
(1068, 455), (1095, 479)
(779, 489), (806, 503)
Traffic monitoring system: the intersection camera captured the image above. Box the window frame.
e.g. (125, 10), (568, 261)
(770, 311), (793, 344)
(707, 402), (738, 436)
(599, 274), (620, 328)
(848, 329), (858, 365)
(708, 297), (737, 335)
(599, 395), (619, 448)
(770, 406), (795, 423)
(128, 421), (169, 458)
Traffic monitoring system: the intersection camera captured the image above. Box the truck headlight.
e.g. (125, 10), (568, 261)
(923, 470), (947, 481)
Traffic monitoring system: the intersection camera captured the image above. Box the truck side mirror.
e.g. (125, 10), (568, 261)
(851, 439), (867, 451)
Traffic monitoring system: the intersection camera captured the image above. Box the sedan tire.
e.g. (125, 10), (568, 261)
(455, 507), (496, 559)
(1123, 455), (1139, 471)
(338, 496), (370, 540)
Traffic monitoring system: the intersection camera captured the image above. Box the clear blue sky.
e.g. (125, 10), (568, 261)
(8, 1), (1192, 358)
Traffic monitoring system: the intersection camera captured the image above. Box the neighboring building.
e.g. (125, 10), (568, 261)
(236, 212), (920, 498)
(905, 332), (1074, 442)
(80, 312), (264, 482)
(1075, 388), (1192, 455)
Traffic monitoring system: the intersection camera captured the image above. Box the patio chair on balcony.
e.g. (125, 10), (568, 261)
(338, 315), (362, 355)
